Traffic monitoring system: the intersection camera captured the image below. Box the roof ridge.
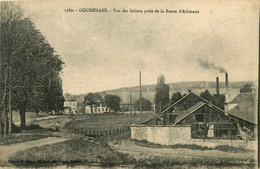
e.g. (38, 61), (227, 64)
(160, 92), (193, 115)
(174, 101), (205, 124)
(161, 91), (225, 115)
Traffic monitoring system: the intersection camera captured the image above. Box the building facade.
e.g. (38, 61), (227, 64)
(85, 103), (110, 114)
(64, 100), (77, 114)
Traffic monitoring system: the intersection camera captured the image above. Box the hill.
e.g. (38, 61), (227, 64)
(72, 81), (256, 106)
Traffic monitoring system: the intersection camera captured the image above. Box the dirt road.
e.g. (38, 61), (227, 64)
(110, 140), (256, 162)
(0, 137), (70, 166)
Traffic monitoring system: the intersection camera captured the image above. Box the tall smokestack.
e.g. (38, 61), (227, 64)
(216, 77), (219, 95)
(225, 72), (228, 88)
(224, 72), (229, 111)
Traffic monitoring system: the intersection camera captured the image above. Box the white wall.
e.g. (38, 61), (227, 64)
(131, 125), (256, 150)
(131, 125), (191, 145)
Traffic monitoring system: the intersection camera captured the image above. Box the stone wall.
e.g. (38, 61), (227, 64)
(131, 125), (256, 150)
(131, 125), (191, 145)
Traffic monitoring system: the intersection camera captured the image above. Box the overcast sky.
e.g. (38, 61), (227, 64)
(20, 0), (259, 95)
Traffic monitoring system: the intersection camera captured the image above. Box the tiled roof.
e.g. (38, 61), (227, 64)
(161, 91), (225, 116)
(227, 92), (256, 124)
(160, 92), (193, 115)
(175, 101), (205, 124)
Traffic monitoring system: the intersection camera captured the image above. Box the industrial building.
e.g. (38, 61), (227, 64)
(132, 73), (257, 143)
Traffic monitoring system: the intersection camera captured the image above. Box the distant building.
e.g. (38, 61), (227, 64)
(64, 99), (77, 114)
(226, 92), (256, 139)
(85, 103), (110, 114)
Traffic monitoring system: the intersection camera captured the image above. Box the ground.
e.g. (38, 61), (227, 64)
(0, 112), (257, 168)
(110, 140), (255, 164)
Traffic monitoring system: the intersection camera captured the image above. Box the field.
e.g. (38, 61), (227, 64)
(68, 111), (157, 131)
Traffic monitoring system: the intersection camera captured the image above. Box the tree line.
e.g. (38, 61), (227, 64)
(84, 76), (253, 114)
(154, 74), (253, 113)
(83, 93), (121, 113)
(0, 2), (64, 137)
(154, 74), (225, 113)
(83, 93), (153, 113)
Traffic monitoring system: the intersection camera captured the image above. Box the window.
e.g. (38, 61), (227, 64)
(196, 114), (204, 122)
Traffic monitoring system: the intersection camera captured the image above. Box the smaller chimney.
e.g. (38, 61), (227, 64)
(225, 72), (228, 88)
(216, 77), (219, 95)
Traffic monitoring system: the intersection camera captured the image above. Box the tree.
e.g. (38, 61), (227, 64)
(104, 95), (121, 112)
(84, 93), (103, 113)
(155, 75), (169, 113)
(212, 94), (225, 110)
(171, 92), (182, 104)
(134, 97), (152, 111)
(240, 84), (252, 93)
(121, 105), (129, 112)
(200, 90), (212, 102)
(0, 2), (64, 133)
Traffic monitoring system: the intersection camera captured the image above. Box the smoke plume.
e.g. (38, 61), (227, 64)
(198, 59), (226, 73)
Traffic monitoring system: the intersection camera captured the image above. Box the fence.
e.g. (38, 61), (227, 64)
(64, 122), (130, 138)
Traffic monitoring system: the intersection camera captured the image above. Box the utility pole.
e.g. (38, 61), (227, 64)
(8, 65), (12, 134)
(130, 91), (132, 124)
(8, 89), (12, 134)
(204, 105), (207, 141)
(139, 71), (142, 123)
(160, 101), (162, 113)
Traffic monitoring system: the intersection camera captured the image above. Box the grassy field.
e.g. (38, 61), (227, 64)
(9, 138), (135, 167)
(0, 124), (57, 145)
(68, 111), (157, 131)
(134, 140), (253, 154)
(0, 134), (50, 145)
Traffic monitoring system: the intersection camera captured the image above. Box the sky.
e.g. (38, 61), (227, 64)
(19, 0), (259, 95)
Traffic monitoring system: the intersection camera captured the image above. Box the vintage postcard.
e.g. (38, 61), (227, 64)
(0, 0), (259, 168)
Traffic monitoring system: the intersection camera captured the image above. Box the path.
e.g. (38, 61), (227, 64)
(110, 140), (256, 162)
(14, 115), (69, 126)
(0, 137), (70, 165)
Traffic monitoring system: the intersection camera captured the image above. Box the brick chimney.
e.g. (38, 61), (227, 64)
(224, 72), (229, 111)
(225, 72), (228, 88)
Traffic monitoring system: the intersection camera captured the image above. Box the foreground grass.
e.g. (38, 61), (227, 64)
(9, 138), (135, 167)
(134, 156), (255, 169)
(8, 138), (255, 168)
(0, 134), (52, 145)
(0, 124), (55, 145)
(134, 140), (253, 153)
